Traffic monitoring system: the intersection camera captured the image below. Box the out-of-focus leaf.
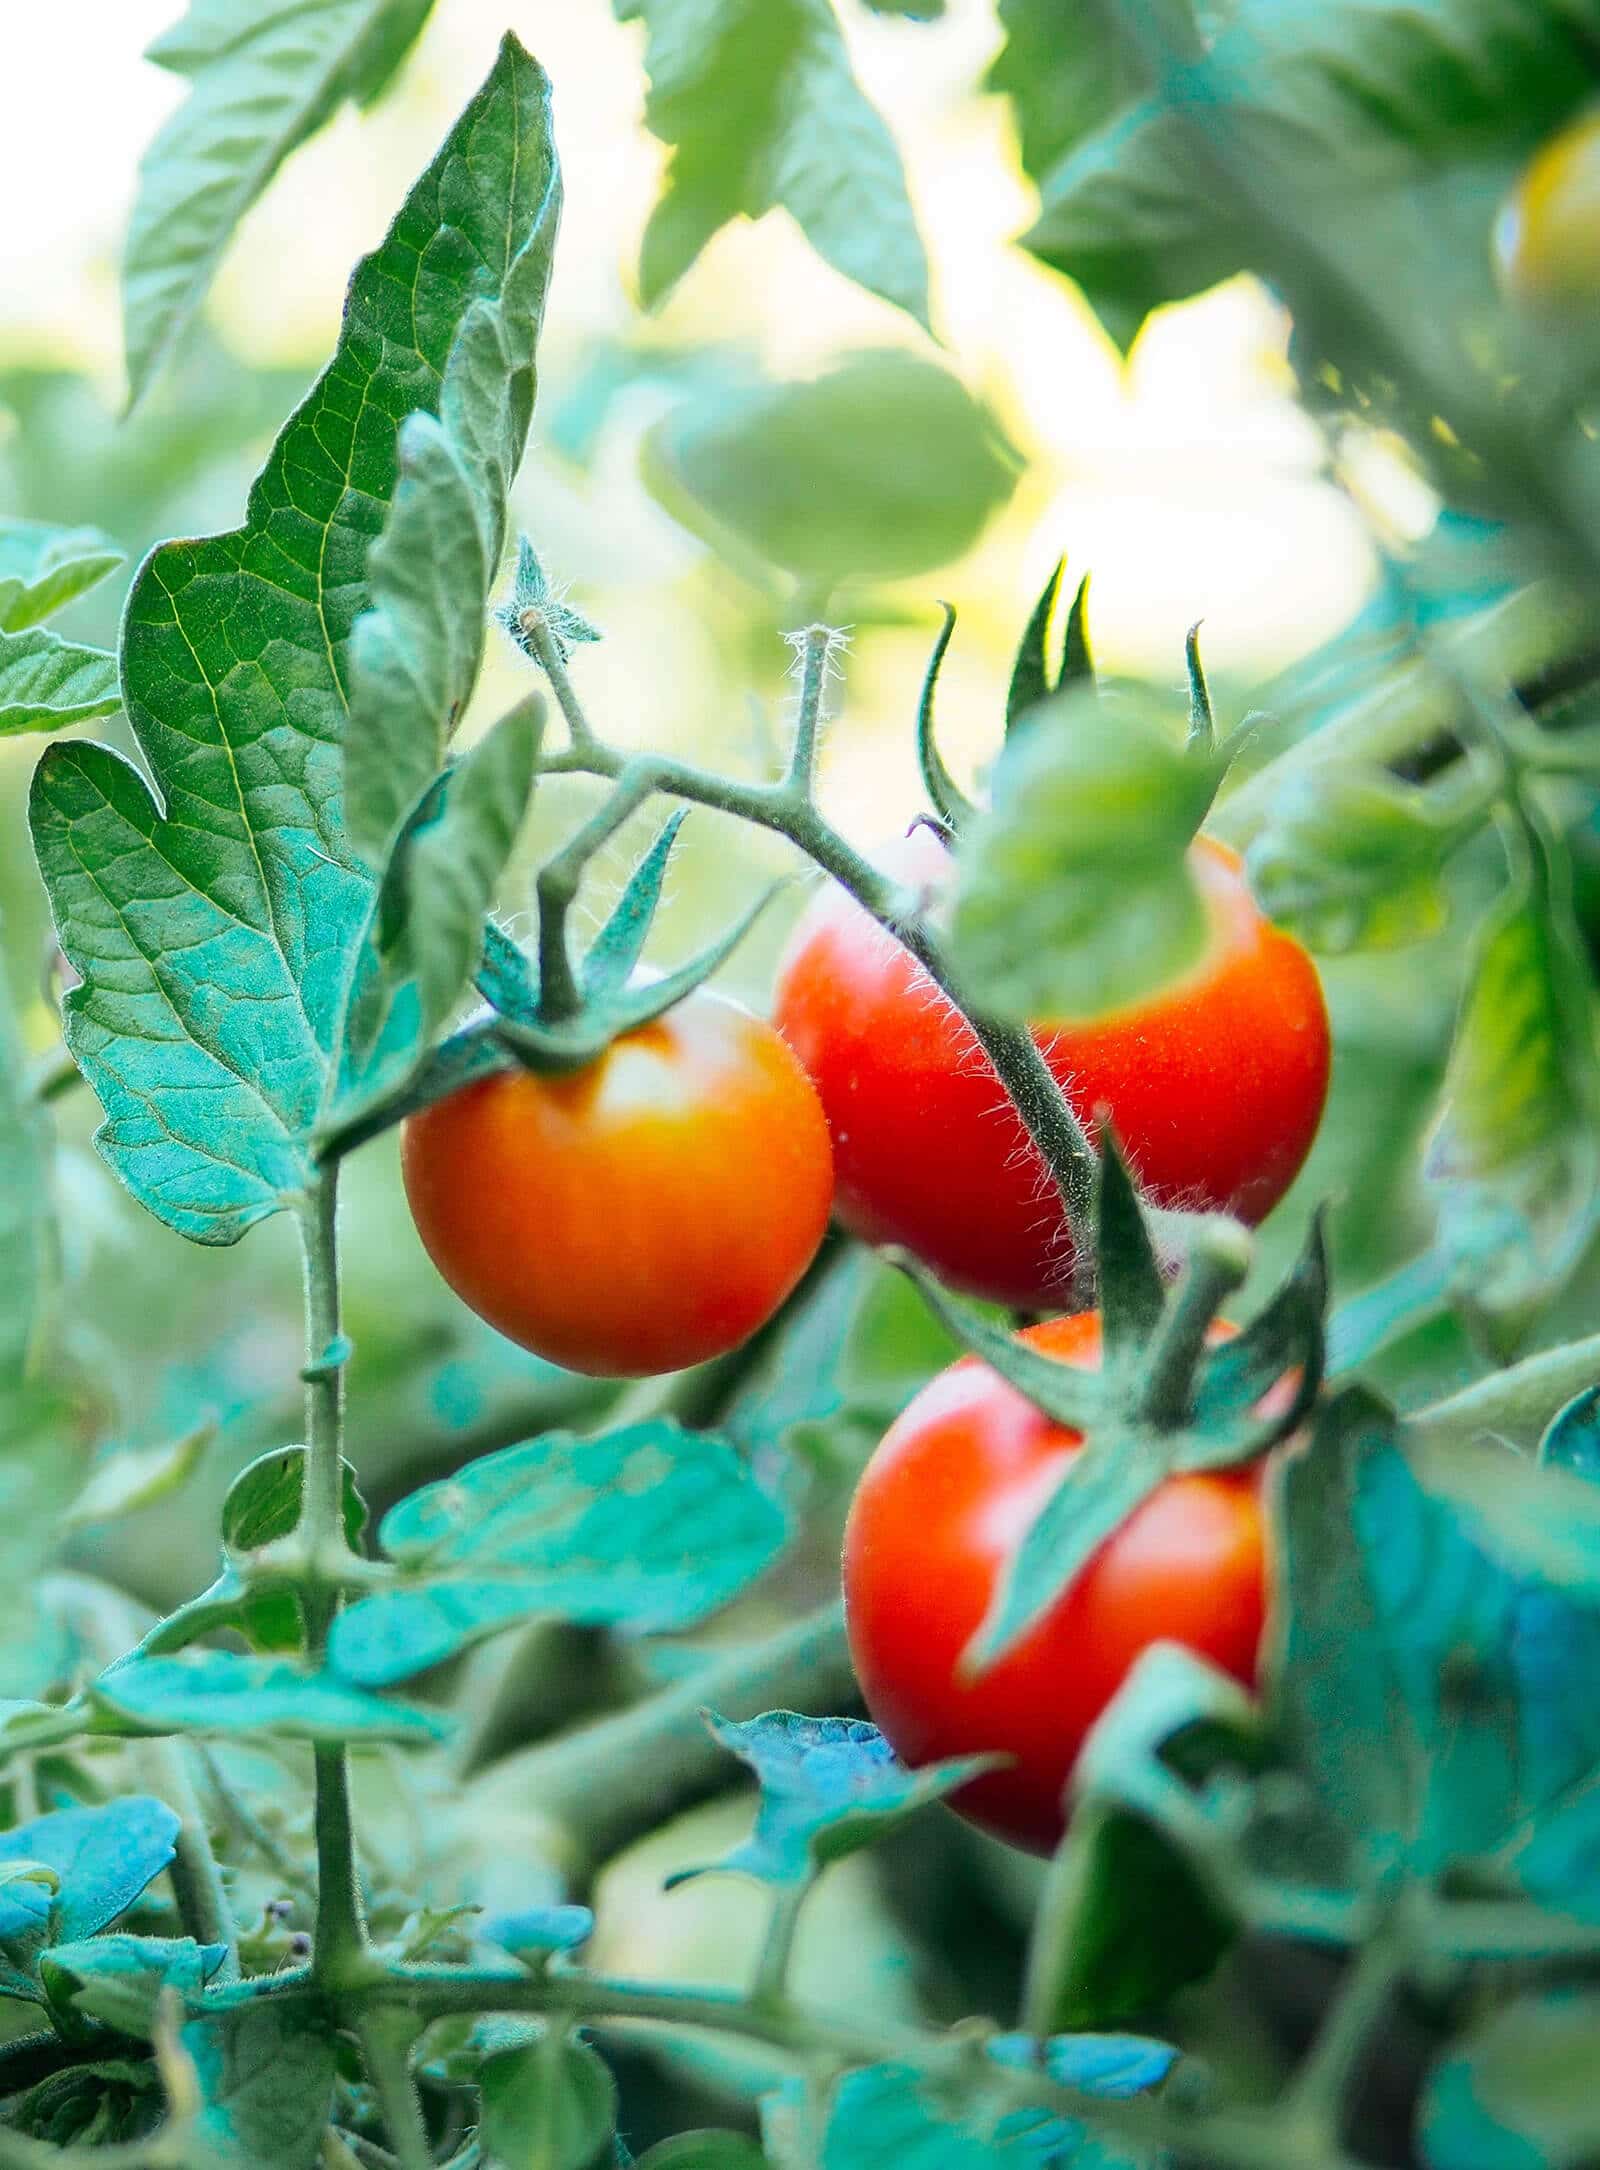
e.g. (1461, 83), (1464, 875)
(1426, 852), (1600, 1324)
(41, 1935), (226, 2040)
(951, 685), (1217, 1023)
(0, 972), (53, 1385)
(331, 1421), (789, 1685)
(0, 1800), (180, 2001)
(990, 0), (1145, 185)
(34, 38), (556, 1246)
(644, 350), (1019, 587)
(64, 1424), (213, 1531)
(0, 629), (119, 734)
(1246, 766), (1473, 953)
(668, 1712), (991, 1889)
(479, 2030), (617, 2170)
(0, 521), (123, 632)
(1021, 0), (1599, 351)
(181, 1999), (337, 2168)
(1421, 1991), (1600, 2169)
(1025, 1645), (1259, 2030)
(1541, 1385), (1600, 1480)
(90, 1652), (446, 1744)
(616, 0), (930, 329)
(123, 0), (438, 406)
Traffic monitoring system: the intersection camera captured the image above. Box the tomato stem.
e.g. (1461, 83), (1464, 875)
(1136, 1217), (1253, 1430)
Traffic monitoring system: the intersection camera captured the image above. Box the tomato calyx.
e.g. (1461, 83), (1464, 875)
(316, 803), (779, 1161)
(894, 1135), (1329, 1678)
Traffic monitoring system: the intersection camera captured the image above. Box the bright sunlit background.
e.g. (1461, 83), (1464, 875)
(2, 0), (1379, 827)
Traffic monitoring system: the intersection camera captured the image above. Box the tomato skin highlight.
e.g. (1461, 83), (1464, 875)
(401, 990), (834, 1378)
(773, 825), (1330, 1310)
(842, 1314), (1267, 1855)
(1496, 109), (1600, 307)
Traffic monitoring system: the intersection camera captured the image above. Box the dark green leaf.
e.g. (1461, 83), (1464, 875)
(668, 1711), (991, 1889)
(582, 812), (688, 1003)
(1020, 0), (1598, 350)
(1006, 558), (1066, 732)
(224, 1446), (368, 1555)
(634, 2135), (768, 2170)
(41, 1935), (226, 2039)
(330, 702), (540, 1134)
(0, 520), (123, 632)
(951, 686), (1218, 1023)
(617, 0), (931, 329)
(91, 1652), (446, 1744)
(0, 629), (119, 734)
(861, 0), (944, 14)
(331, 1421), (789, 1685)
(915, 606), (978, 833)
(1024, 1644), (1259, 2030)
(123, 0), (440, 406)
(1420, 1991), (1600, 2170)
(644, 350), (1019, 586)
(989, 0), (1145, 183)
(34, 38), (556, 1245)
(479, 2030), (617, 2170)
(1095, 1133), (1163, 1367)
(1426, 857), (1600, 1321)
(181, 1998), (337, 2168)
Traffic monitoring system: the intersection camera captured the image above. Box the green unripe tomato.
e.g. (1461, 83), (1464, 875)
(1496, 109), (1600, 307)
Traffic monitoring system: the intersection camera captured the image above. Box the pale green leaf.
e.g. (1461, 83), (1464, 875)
(617, 0), (931, 328)
(0, 520), (123, 632)
(181, 2000), (338, 2168)
(123, 0), (439, 406)
(90, 1652), (447, 1744)
(0, 628), (119, 734)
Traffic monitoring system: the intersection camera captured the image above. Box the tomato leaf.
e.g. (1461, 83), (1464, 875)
(1540, 1386), (1600, 1481)
(41, 1935), (227, 2041)
(479, 2031), (617, 2170)
(667, 1712), (993, 1890)
(0, 973), (53, 1387)
(329, 700), (541, 1137)
(1019, 0), (1599, 351)
(1426, 844), (1600, 1327)
(63, 1423), (213, 1532)
(1023, 1645), (1260, 2031)
(0, 520), (123, 633)
(1246, 765), (1471, 954)
(989, 0), (1145, 187)
(950, 686), (1218, 1024)
(616, 0), (931, 330)
(122, 0), (438, 408)
(644, 351), (1019, 588)
(33, 38), (557, 1246)
(0, 1801), (181, 2003)
(180, 1999), (338, 2169)
(91, 1652), (446, 1744)
(0, 629), (120, 735)
(330, 1421), (789, 1685)
(1420, 1991), (1600, 2170)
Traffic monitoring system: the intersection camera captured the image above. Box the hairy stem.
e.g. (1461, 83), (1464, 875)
(297, 1171), (368, 1986)
(356, 2016), (435, 2170)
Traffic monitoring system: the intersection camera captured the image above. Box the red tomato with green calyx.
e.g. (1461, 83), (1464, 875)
(401, 989), (834, 1378)
(774, 824), (1329, 1311)
(843, 1312), (1266, 1855)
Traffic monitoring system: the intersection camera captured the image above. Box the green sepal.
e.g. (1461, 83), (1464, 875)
(890, 1257), (1105, 1435)
(1006, 556), (1066, 731)
(1186, 1208), (1329, 1450)
(582, 811), (688, 1002)
(1096, 1130), (1164, 1364)
(915, 605), (979, 833)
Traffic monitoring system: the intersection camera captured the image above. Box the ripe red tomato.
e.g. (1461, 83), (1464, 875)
(1495, 109), (1600, 307)
(401, 990), (834, 1377)
(843, 1312), (1266, 1854)
(773, 825), (1329, 1310)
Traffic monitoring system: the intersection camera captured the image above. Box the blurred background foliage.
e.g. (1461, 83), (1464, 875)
(0, 0), (1572, 2132)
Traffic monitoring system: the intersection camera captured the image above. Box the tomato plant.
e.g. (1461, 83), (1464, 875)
(776, 825), (1329, 1308)
(401, 991), (834, 1376)
(844, 1312), (1267, 1852)
(9, 4), (1600, 2168)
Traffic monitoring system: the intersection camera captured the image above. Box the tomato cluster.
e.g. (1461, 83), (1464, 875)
(402, 780), (1328, 1857)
